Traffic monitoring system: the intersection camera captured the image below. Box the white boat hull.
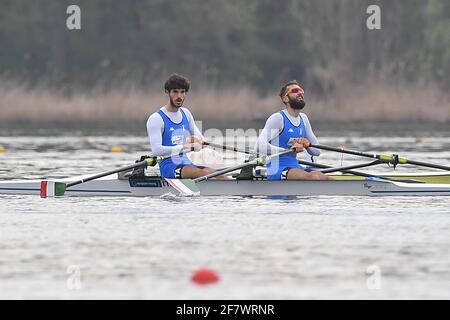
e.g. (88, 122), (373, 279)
(1, 174), (450, 197)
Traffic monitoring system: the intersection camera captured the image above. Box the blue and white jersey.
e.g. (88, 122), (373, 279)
(146, 106), (205, 178)
(156, 108), (192, 170)
(266, 111), (307, 174)
(255, 109), (321, 179)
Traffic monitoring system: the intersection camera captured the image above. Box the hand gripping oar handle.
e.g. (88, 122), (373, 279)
(194, 148), (295, 183)
(310, 144), (450, 171)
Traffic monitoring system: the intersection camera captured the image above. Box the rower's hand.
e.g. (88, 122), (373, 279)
(184, 136), (204, 152)
(292, 142), (304, 153)
(183, 142), (203, 152)
(186, 136), (204, 145)
(293, 138), (311, 148)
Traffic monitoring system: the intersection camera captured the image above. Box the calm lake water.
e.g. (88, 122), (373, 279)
(0, 123), (449, 299)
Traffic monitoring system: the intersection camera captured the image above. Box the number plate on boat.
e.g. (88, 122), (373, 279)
(129, 179), (163, 188)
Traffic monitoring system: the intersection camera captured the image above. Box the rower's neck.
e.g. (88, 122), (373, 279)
(286, 106), (301, 118)
(164, 104), (179, 113)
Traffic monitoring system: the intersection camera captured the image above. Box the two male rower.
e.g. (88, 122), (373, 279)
(256, 80), (329, 180)
(146, 74), (222, 179)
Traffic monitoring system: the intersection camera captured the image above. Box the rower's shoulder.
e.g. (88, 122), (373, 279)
(267, 111), (284, 122)
(262, 112), (284, 129)
(149, 105), (168, 117)
(146, 109), (164, 126)
(180, 106), (192, 114)
(299, 112), (311, 122)
(180, 106), (195, 119)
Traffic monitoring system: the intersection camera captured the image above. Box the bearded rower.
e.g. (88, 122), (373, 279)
(146, 73), (221, 179)
(255, 80), (329, 180)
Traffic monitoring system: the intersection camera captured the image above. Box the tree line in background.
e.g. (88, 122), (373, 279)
(0, 0), (450, 97)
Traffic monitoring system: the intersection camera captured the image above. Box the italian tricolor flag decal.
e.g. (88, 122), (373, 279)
(40, 181), (67, 198)
(165, 179), (200, 196)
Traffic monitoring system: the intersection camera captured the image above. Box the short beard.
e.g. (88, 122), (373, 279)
(289, 96), (306, 110)
(170, 97), (184, 108)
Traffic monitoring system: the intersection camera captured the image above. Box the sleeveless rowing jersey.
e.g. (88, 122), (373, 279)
(266, 111), (306, 176)
(157, 108), (192, 175)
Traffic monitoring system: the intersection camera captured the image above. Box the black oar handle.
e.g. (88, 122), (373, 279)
(310, 144), (377, 159)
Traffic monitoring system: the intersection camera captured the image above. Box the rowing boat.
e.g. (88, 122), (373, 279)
(1, 143), (449, 198)
(1, 172), (450, 197)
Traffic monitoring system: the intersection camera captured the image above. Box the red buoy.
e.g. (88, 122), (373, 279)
(191, 268), (220, 285)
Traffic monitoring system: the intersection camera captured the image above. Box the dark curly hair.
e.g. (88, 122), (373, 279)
(164, 73), (190, 92)
(279, 80), (302, 98)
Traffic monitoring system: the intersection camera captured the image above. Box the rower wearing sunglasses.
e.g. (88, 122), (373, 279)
(255, 80), (329, 180)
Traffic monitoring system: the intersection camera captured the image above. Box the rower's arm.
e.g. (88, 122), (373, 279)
(301, 113), (320, 157)
(255, 113), (285, 155)
(146, 113), (184, 156)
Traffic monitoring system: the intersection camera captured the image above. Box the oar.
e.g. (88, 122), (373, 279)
(203, 141), (260, 156)
(164, 148), (295, 196)
(204, 141), (401, 180)
(316, 160), (383, 174)
(310, 144), (450, 171)
(40, 157), (164, 198)
(297, 159), (382, 177)
(298, 159), (427, 183)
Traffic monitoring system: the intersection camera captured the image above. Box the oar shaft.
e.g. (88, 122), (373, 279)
(193, 163), (248, 183)
(310, 143), (450, 171)
(205, 142), (385, 178)
(66, 147), (195, 188)
(204, 141), (254, 154)
(404, 159), (450, 171)
(310, 144), (377, 159)
(66, 160), (148, 187)
(298, 160), (386, 179)
(317, 160), (383, 174)
(194, 148), (294, 182)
